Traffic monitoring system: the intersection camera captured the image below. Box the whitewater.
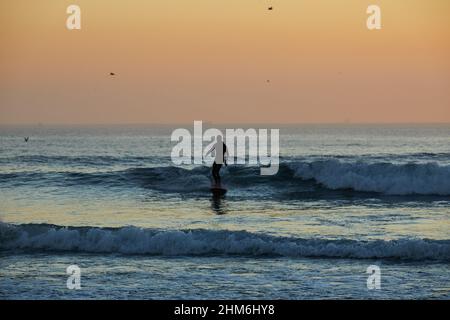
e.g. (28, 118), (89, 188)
(1, 223), (449, 260)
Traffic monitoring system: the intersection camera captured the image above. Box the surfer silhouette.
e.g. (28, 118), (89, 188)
(206, 136), (228, 187)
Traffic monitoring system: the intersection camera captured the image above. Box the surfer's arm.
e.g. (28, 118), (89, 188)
(205, 145), (215, 157)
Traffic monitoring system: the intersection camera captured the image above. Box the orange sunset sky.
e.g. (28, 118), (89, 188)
(0, 0), (449, 124)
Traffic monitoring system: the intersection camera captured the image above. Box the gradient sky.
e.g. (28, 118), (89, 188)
(1, 0), (449, 124)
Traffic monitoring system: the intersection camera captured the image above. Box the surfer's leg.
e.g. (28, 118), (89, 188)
(212, 162), (222, 185)
(216, 164), (222, 185)
(212, 162), (219, 184)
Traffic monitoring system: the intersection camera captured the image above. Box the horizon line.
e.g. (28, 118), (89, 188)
(1, 121), (450, 127)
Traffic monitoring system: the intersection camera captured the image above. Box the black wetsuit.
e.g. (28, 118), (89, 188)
(212, 143), (227, 185)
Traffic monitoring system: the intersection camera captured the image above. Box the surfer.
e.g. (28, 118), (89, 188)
(206, 136), (228, 186)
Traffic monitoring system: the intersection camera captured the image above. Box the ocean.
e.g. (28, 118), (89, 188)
(0, 124), (449, 299)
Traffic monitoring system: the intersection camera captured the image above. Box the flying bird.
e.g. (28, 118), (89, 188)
(268, 6), (273, 10)
(24, 137), (29, 142)
(110, 72), (115, 76)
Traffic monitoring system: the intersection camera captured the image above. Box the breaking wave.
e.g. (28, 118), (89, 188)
(288, 160), (450, 195)
(1, 223), (449, 261)
(1, 159), (449, 196)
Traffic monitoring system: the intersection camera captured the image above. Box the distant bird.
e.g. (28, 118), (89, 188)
(268, 6), (273, 10)
(24, 137), (29, 142)
(110, 72), (115, 76)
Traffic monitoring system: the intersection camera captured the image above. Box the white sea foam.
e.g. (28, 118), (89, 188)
(1, 223), (449, 260)
(289, 160), (450, 195)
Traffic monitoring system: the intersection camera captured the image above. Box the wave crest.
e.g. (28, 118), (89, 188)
(1, 223), (449, 260)
(289, 160), (450, 195)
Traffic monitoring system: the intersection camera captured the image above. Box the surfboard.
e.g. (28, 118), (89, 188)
(210, 186), (227, 196)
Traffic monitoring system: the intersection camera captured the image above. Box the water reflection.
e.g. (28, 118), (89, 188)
(210, 195), (228, 215)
